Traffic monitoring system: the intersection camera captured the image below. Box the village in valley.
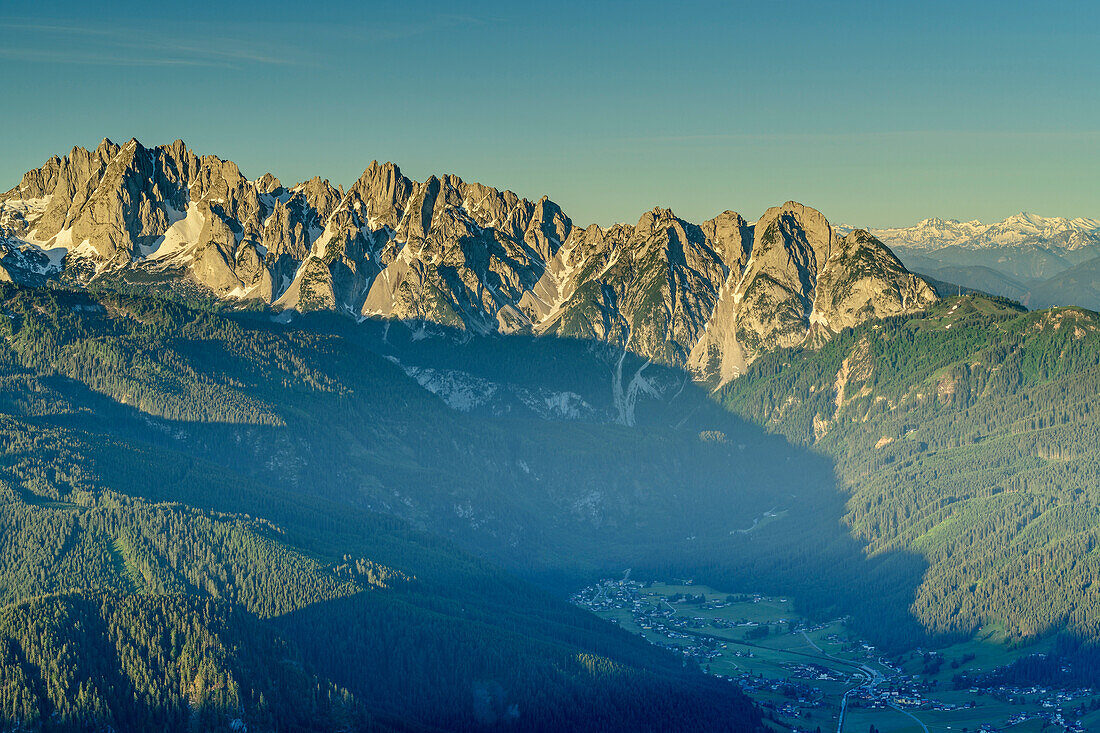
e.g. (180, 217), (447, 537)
(572, 577), (1100, 733)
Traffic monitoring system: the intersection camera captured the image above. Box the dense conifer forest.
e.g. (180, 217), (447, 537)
(723, 295), (1100, 663)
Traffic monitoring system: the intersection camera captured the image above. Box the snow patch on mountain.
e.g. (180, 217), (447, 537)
(516, 389), (595, 421)
(403, 366), (596, 421)
(141, 203), (203, 261)
(405, 367), (500, 412)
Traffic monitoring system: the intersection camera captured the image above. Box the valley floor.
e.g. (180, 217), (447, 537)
(572, 579), (1100, 733)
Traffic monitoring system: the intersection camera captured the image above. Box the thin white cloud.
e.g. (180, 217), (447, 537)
(0, 47), (223, 67)
(0, 21), (120, 35)
(317, 13), (490, 43)
(622, 130), (1100, 144)
(0, 11), (492, 67)
(0, 20), (307, 68)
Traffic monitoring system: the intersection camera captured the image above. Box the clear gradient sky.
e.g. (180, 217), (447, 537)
(2, 0), (1097, 228)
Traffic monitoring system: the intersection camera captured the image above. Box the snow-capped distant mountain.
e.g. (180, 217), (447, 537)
(834, 213), (1100, 311)
(839, 213), (1100, 252)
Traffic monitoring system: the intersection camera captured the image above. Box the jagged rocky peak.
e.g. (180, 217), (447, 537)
(254, 172), (282, 195)
(23, 138), (121, 243)
(346, 161), (413, 230)
(1, 141), (938, 378)
(64, 138), (201, 262)
(275, 163), (577, 329)
(459, 179), (521, 229)
(8, 155), (64, 201)
(0, 139), (363, 306)
(755, 201), (836, 272)
(271, 164), (404, 316)
(293, 175), (342, 217)
(700, 210), (753, 274)
(525, 196), (571, 261)
(396, 174), (449, 241)
(687, 202), (837, 380)
(2, 138), (258, 265)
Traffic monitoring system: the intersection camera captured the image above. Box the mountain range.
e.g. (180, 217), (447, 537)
(840, 213), (1100, 310)
(0, 138), (935, 384)
(850, 213), (1100, 252)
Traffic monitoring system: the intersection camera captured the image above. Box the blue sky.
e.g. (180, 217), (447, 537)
(2, 0), (1097, 227)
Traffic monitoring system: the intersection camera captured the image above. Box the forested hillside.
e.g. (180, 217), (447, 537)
(0, 283), (765, 731)
(0, 592), (368, 732)
(723, 295), (1100, 647)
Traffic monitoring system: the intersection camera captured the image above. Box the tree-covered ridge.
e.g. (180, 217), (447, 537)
(0, 288), (293, 424)
(722, 295), (1100, 643)
(0, 473), (763, 731)
(0, 592), (370, 732)
(0, 485), (385, 616)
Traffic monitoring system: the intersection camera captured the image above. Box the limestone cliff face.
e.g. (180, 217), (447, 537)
(1, 139), (936, 376)
(810, 229), (938, 341)
(688, 204), (934, 383)
(689, 202), (835, 381)
(358, 174), (570, 334)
